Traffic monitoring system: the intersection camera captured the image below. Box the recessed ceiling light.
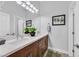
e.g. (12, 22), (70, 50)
(21, 3), (26, 7)
(16, 1), (22, 5)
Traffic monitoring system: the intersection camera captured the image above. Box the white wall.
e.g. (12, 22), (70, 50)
(32, 16), (41, 33)
(40, 1), (71, 53)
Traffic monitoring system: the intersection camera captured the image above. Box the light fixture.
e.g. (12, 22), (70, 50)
(31, 10), (34, 13)
(26, 6), (30, 10)
(26, 1), (31, 5)
(16, 1), (22, 5)
(33, 7), (36, 10)
(26, 6), (34, 13)
(16, 1), (38, 14)
(21, 3), (26, 7)
(35, 9), (38, 13)
(30, 4), (34, 8)
(28, 8), (32, 12)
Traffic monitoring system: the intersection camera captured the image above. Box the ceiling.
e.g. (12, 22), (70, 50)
(31, 1), (71, 16)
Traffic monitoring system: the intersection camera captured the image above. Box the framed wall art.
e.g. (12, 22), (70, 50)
(26, 20), (32, 27)
(52, 14), (65, 26)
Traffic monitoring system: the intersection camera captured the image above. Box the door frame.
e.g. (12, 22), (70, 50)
(68, 1), (76, 57)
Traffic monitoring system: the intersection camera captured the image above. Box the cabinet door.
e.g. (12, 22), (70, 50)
(38, 38), (44, 56)
(8, 35), (48, 57)
(25, 45), (32, 57)
(45, 35), (48, 50)
(31, 41), (38, 57)
(38, 35), (48, 56)
(43, 35), (48, 52)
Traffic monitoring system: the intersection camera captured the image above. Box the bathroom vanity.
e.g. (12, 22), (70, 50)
(8, 35), (48, 57)
(0, 33), (48, 57)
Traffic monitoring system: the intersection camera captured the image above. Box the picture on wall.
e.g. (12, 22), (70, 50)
(26, 20), (32, 27)
(52, 14), (65, 26)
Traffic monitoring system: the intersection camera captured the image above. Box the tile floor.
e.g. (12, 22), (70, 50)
(45, 49), (68, 57)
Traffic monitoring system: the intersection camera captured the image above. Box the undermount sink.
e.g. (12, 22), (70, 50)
(5, 39), (17, 44)
(7, 39), (31, 46)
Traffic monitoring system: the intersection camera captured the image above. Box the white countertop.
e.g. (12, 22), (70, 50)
(0, 32), (48, 57)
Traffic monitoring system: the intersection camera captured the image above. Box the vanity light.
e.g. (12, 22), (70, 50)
(28, 8), (32, 12)
(21, 3), (26, 7)
(31, 10), (34, 13)
(26, 6), (30, 10)
(30, 4), (34, 8)
(26, 6), (34, 13)
(30, 9), (34, 13)
(33, 8), (38, 13)
(16, 1), (22, 5)
(35, 9), (39, 13)
(16, 1), (38, 14)
(26, 1), (31, 5)
(33, 7), (36, 10)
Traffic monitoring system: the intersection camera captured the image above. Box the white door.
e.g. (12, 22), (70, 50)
(74, 2), (79, 57)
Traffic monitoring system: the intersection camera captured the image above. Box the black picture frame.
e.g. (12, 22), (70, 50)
(52, 14), (65, 26)
(26, 20), (32, 27)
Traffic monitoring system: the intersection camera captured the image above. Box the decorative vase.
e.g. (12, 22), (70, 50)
(25, 32), (29, 34)
(30, 32), (35, 36)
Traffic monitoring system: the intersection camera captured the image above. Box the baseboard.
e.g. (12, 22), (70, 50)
(48, 47), (68, 55)
(43, 50), (48, 57)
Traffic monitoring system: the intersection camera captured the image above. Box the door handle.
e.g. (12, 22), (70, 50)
(74, 44), (79, 48)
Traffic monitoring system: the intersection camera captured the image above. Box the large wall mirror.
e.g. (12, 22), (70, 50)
(0, 12), (10, 37)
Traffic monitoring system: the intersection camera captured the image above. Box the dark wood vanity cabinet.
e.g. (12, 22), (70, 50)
(31, 41), (38, 57)
(38, 35), (48, 56)
(8, 35), (48, 57)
